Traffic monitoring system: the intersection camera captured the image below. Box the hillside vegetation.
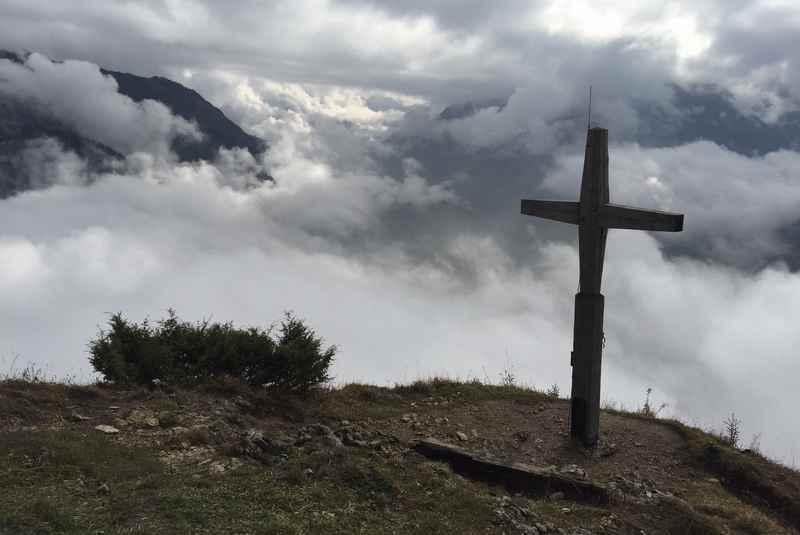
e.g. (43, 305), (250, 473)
(1, 313), (798, 534)
(1, 376), (799, 534)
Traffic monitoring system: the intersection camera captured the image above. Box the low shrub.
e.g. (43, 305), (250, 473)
(88, 310), (335, 391)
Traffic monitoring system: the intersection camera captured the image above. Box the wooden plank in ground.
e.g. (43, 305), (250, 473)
(414, 437), (610, 504)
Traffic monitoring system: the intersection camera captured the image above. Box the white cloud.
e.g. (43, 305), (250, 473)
(14, 137), (90, 188)
(544, 141), (800, 267)
(600, 233), (800, 464)
(4, 0), (797, 118)
(2, 149), (800, 463)
(530, 1), (715, 63)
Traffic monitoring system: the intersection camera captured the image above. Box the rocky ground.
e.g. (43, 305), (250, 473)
(1, 379), (798, 534)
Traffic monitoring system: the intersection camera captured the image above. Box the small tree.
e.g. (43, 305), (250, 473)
(723, 413), (741, 448)
(89, 313), (173, 385)
(268, 312), (336, 391)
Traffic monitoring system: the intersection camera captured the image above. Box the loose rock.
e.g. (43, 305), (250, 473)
(208, 461), (226, 476)
(513, 431), (530, 443)
(559, 464), (587, 479)
(241, 429), (292, 460)
(128, 409), (160, 428)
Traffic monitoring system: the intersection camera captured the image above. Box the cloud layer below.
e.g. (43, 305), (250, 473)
(2, 99), (800, 464)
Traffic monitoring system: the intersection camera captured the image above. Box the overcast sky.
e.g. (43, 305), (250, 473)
(2, 0), (800, 465)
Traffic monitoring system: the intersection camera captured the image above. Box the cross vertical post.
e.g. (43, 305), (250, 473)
(521, 127), (684, 446)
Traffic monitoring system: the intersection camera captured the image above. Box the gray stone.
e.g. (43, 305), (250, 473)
(94, 424), (120, 434)
(208, 461), (226, 476)
(342, 434), (369, 448)
(559, 464), (586, 478)
(322, 433), (344, 448)
(127, 409), (159, 428)
(244, 429), (292, 456)
(600, 442), (617, 457)
(303, 423), (344, 448)
(513, 431), (531, 442)
(233, 396), (252, 409)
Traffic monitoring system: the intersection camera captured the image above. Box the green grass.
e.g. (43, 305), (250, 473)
(0, 430), (169, 534)
(3, 376), (798, 534)
(392, 376), (546, 402)
(229, 377), (547, 425)
(0, 383), (68, 423)
(0, 426), (510, 534)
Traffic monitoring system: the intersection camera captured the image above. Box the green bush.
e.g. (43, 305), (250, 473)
(88, 310), (335, 391)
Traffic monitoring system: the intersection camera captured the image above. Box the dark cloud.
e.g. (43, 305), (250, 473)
(0, 0), (792, 113)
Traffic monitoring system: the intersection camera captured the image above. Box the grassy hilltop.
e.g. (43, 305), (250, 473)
(1, 313), (799, 534)
(2, 377), (800, 534)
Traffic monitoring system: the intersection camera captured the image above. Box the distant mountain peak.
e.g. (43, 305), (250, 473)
(0, 49), (27, 64)
(0, 49), (272, 197)
(438, 97), (509, 121)
(0, 49), (266, 161)
(102, 68), (266, 161)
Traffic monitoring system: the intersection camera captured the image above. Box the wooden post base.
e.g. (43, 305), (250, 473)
(570, 292), (604, 446)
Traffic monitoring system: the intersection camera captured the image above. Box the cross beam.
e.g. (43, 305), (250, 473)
(520, 127), (684, 446)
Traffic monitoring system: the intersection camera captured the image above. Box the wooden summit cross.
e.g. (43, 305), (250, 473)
(521, 127), (684, 446)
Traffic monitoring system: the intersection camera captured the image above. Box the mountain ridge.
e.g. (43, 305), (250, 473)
(101, 68), (265, 162)
(0, 49), (269, 197)
(437, 85), (800, 156)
